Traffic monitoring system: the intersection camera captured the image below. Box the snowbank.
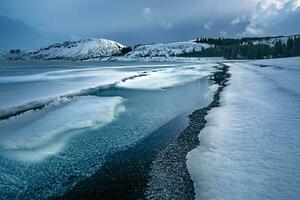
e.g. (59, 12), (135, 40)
(187, 58), (300, 199)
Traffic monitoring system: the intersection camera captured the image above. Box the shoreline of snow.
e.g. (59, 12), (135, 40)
(102, 56), (224, 63)
(145, 63), (230, 199)
(187, 58), (300, 200)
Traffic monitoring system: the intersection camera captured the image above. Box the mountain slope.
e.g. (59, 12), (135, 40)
(125, 41), (213, 58)
(3, 38), (126, 61)
(242, 34), (300, 46)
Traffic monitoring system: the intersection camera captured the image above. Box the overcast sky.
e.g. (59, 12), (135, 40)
(1, 0), (300, 50)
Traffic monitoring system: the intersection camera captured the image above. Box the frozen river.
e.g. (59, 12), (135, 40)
(1, 57), (299, 200)
(0, 60), (218, 199)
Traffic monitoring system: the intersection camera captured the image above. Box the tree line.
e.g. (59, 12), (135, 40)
(185, 36), (300, 59)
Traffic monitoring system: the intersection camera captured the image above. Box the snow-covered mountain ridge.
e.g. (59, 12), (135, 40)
(243, 34), (300, 46)
(125, 41), (213, 58)
(2, 38), (126, 61)
(2, 39), (212, 61)
(2, 34), (299, 61)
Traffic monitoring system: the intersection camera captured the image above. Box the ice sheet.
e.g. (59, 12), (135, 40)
(0, 96), (124, 161)
(117, 64), (215, 90)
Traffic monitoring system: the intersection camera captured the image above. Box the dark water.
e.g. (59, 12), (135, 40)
(60, 110), (189, 200)
(59, 66), (230, 200)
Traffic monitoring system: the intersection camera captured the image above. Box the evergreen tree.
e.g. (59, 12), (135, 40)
(286, 37), (294, 56)
(273, 41), (284, 58)
(293, 37), (300, 56)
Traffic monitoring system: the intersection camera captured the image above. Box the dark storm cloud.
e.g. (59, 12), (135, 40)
(0, 0), (299, 50)
(237, 0), (300, 36)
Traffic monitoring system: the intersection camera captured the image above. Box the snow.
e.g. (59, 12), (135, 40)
(117, 64), (215, 90)
(251, 56), (300, 70)
(0, 96), (124, 162)
(107, 56), (223, 63)
(0, 61), (220, 117)
(2, 36), (299, 61)
(0, 64), (137, 116)
(125, 41), (213, 58)
(2, 38), (125, 61)
(243, 34), (300, 47)
(187, 57), (300, 200)
(250, 57), (300, 96)
(1, 38), (216, 61)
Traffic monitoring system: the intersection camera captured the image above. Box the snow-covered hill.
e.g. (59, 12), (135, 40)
(3, 38), (126, 61)
(1, 39), (212, 61)
(243, 34), (300, 47)
(125, 41), (213, 58)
